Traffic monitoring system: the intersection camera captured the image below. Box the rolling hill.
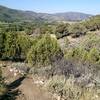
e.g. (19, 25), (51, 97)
(0, 5), (92, 22)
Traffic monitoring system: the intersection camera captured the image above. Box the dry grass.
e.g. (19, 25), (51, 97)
(44, 75), (100, 100)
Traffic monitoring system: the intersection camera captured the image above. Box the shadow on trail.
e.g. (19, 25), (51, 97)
(8, 76), (25, 89)
(1, 76), (26, 100)
(1, 89), (20, 100)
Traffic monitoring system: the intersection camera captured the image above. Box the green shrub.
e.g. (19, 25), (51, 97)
(55, 23), (70, 38)
(81, 34), (100, 50)
(3, 32), (19, 60)
(17, 33), (33, 60)
(87, 48), (100, 64)
(65, 47), (88, 62)
(2, 32), (33, 61)
(65, 34), (100, 64)
(68, 23), (87, 38)
(83, 15), (100, 31)
(27, 34), (62, 66)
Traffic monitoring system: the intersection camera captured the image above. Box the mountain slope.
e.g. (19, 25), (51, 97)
(54, 12), (92, 21)
(0, 5), (92, 22)
(0, 5), (44, 22)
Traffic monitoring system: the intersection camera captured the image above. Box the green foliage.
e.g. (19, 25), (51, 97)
(2, 32), (33, 61)
(55, 23), (70, 38)
(88, 48), (100, 63)
(0, 32), (5, 58)
(83, 15), (100, 31)
(65, 47), (87, 62)
(65, 34), (100, 64)
(65, 47), (100, 64)
(3, 32), (19, 60)
(64, 37), (70, 46)
(40, 24), (54, 34)
(68, 23), (87, 38)
(27, 34), (62, 66)
(17, 33), (33, 60)
(0, 5), (43, 22)
(81, 34), (100, 50)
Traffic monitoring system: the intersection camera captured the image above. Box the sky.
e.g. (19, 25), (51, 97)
(0, 0), (100, 15)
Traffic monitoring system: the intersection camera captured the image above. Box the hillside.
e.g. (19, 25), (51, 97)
(0, 5), (44, 22)
(1, 3), (100, 100)
(0, 5), (92, 22)
(54, 12), (92, 21)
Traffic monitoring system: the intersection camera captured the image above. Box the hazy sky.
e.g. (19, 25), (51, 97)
(0, 0), (100, 14)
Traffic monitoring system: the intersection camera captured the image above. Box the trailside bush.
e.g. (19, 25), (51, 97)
(27, 34), (62, 67)
(3, 32), (19, 60)
(65, 34), (100, 64)
(81, 34), (100, 50)
(83, 15), (100, 31)
(87, 48), (100, 64)
(65, 47), (100, 64)
(68, 23), (87, 38)
(17, 33), (33, 60)
(2, 32), (33, 61)
(65, 47), (88, 62)
(55, 23), (70, 39)
(44, 75), (100, 100)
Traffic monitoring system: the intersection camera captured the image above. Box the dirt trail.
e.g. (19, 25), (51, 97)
(1, 65), (54, 100)
(17, 78), (53, 100)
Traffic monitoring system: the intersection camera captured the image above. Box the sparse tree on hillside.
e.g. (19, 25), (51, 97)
(27, 34), (62, 66)
(55, 23), (70, 38)
(17, 33), (33, 60)
(3, 32), (19, 60)
(68, 23), (87, 38)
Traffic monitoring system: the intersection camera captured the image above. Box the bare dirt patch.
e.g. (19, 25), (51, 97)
(1, 62), (54, 100)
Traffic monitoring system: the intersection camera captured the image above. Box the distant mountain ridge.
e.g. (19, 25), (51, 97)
(0, 5), (92, 22)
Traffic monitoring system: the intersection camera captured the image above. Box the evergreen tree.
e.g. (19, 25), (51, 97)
(0, 32), (5, 58)
(27, 34), (62, 66)
(17, 33), (33, 60)
(3, 32), (19, 60)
